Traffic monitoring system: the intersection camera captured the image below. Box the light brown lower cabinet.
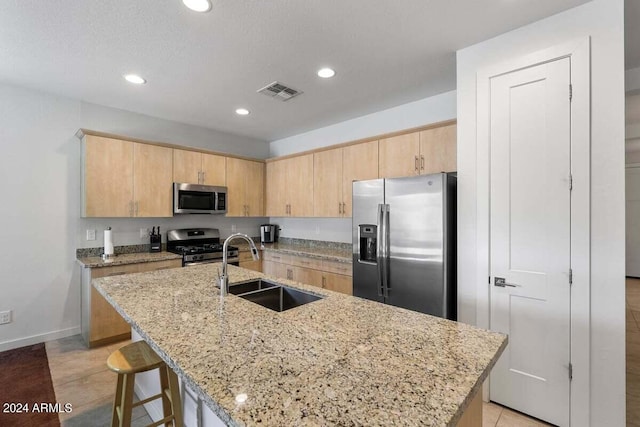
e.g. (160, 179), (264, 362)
(239, 250), (262, 272)
(262, 251), (352, 295)
(81, 258), (181, 347)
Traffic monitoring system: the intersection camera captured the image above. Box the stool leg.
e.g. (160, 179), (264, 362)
(111, 373), (124, 427)
(120, 373), (135, 427)
(167, 367), (183, 427)
(159, 366), (172, 426)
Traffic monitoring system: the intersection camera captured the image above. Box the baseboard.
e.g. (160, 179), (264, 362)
(0, 326), (81, 353)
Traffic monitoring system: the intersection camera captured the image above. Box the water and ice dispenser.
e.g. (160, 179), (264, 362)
(358, 224), (377, 263)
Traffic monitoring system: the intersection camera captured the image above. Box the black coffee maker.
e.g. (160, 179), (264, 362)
(260, 224), (279, 244)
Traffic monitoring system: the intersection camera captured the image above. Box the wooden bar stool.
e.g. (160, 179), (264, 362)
(107, 340), (183, 427)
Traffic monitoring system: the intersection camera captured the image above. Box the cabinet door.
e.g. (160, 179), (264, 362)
(240, 260), (262, 272)
(173, 149), (202, 184)
(134, 143), (173, 217)
(287, 154), (314, 217)
(313, 148), (343, 217)
(419, 124), (457, 174)
(322, 272), (353, 295)
(378, 132), (420, 178)
(226, 157), (247, 216)
(201, 153), (226, 186)
(228, 158), (264, 217)
(266, 160), (287, 216)
(294, 266), (323, 287)
(84, 136), (134, 217)
(245, 160), (264, 217)
(262, 260), (288, 279)
(342, 140), (379, 217)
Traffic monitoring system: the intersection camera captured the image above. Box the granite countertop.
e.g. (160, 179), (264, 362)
(94, 264), (507, 426)
(260, 242), (352, 263)
(77, 251), (182, 268)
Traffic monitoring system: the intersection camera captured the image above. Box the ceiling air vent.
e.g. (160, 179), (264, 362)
(257, 81), (303, 102)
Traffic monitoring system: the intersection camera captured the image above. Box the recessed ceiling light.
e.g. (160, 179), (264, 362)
(183, 0), (212, 12)
(124, 74), (146, 85)
(235, 108), (250, 116)
(317, 67), (336, 78)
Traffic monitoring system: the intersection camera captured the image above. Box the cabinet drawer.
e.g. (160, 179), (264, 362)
(140, 259), (182, 272)
(322, 260), (352, 276)
(91, 263), (140, 279)
(263, 251), (291, 264)
(289, 255), (323, 270)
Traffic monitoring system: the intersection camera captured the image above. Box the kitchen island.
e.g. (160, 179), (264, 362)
(93, 264), (507, 426)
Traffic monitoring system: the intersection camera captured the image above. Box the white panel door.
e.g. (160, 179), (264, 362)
(627, 166), (640, 277)
(489, 57), (571, 426)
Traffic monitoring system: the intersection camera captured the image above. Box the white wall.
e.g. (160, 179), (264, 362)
(457, 0), (625, 425)
(268, 90), (456, 243)
(0, 82), (269, 351)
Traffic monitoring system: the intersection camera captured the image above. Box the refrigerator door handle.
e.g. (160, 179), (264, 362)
(377, 204), (385, 297)
(382, 204), (390, 298)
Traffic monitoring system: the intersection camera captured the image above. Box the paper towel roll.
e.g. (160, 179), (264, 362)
(104, 228), (114, 256)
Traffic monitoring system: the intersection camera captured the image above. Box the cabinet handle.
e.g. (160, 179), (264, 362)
(300, 261), (310, 265)
(420, 155), (425, 171)
(135, 201), (139, 216)
(414, 156), (419, 173)
(197, 171), (201, 184)
(322, 277), (326, 288)
(342, 202), (346, 215)
(202, 171), (206, 183)
(129, 200), (134, 217)
(338, 202), (342, 214)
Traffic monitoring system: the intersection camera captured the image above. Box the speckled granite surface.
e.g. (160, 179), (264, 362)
(76, 244), (167, 258)
(260, 242), (351, 263)
(94, 264), (507, 427)
(77, 251), (182, 268)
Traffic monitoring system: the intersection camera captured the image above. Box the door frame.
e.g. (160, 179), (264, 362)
(475, 37), (590, 426)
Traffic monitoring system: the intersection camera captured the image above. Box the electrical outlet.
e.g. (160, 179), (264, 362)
(0, 310), (11, 325)
(140, 228), (149, 239)
(231, 224), (237, 232)
(86, 229), (96, 241)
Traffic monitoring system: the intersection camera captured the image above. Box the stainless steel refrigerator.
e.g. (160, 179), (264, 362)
(352, 173), (456, 319)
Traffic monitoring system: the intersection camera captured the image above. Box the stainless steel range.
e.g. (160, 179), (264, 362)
(167, 228), (239, 267)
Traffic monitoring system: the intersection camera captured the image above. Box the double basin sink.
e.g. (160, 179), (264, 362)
(228, 279), (324, 312)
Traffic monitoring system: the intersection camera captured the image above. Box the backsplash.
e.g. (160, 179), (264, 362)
(276, 237), (351, 251)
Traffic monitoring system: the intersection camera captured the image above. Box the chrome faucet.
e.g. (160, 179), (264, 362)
(219, 233), (260, 296)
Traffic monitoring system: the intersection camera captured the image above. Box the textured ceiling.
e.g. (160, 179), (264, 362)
(0, 0), (592, 141)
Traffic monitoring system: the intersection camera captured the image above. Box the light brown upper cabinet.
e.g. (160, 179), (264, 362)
(313, 141), (378, 217)
(342, 141), (379, 216)
(378, 124), (456, 178)
(266, 154), (314, 217)
(419, 124), (457, 174)
(82, 136), (173, 217)
(226, 158), (265, 217)
(173, 148), (226, 186)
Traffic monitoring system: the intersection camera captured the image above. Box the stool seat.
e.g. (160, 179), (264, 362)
(108, 340), (183, 427)
(107, 340), (165, 374)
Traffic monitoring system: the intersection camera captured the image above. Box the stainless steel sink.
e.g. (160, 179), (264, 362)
(228, 279), (279, 295)
(233, 282), (324, 312)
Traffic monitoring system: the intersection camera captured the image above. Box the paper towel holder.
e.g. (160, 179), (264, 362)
(102, 226), (116, 260)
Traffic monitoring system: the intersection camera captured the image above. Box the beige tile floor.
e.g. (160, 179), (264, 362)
(45, 335), (152, 427)
(627, 278), (640, 427)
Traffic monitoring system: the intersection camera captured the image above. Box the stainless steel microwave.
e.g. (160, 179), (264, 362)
(173, 183), (227, 215)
